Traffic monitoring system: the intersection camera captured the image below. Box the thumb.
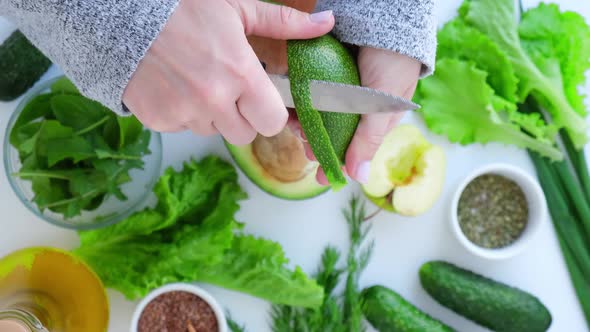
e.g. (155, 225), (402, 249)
(232, 0), (335, 39)
(345, 112), (405, 184)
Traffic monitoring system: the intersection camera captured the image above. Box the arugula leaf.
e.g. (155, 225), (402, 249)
(458, 0), (588, 148)
(9, 94), (54, 147)
(94, 130), (151, 161)
(101, 114), (143, 149)
(14, 122), (42, 154)
(8, 77), (151, 219)
(417, 58), (562, 160)
(117, 116), (144, 148)
(31, 177), (68, 213)
(50, 94), (108, 132)
(50, 76), (81, 94)
(45, 136), (95, 167)
(74, 156), (323, 307)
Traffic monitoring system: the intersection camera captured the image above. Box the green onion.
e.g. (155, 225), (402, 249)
(524, 99), (590, 329)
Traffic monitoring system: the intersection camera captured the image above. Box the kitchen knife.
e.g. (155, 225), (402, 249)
(268, 73), (420, 114)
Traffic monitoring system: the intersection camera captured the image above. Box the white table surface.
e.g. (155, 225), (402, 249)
(1, 1), (590, 331)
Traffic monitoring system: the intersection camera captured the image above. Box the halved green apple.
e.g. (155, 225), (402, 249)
(362, 124), (446, 216)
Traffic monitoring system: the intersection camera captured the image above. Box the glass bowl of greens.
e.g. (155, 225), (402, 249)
(3, 75), (163, 230)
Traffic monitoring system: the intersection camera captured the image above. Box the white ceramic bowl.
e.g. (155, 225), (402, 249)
(450, 163), (547, 260)
(130, 283), (228, 332)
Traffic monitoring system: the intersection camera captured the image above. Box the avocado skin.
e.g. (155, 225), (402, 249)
(0, 30), (52, 101)
(361, 285), (455, 332)
(287, 35), (361, 189)
(419, 261), (552, 332)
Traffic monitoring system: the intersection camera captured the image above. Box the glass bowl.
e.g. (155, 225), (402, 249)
(3, 75), (162, 230)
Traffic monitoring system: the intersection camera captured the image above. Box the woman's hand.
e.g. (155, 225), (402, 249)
(344, 47), (422, 184)
(122, 0), (334, 145)
(301, 47), (422, 185)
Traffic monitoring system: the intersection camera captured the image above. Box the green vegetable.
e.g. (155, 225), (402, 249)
(419, 260), (552, 332)
(417, 58), (561, 160)
(416, 0), (590, 158)
(227, 316), (246, 332)
(287, 35), (361, 191)
(436, 19), (518, 103)
(459, 0), (588, 147)
(9, 77), (150, 218)
(73, 156), (323, 308)
(270, 196), (374, 331)
(523, 99), (590, 329)
(0, 30), (52, 101)
(361, 285), (454, 332)
(518, 3), (590, 119)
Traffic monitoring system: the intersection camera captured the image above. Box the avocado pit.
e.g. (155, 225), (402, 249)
(252, 127), (313, 183)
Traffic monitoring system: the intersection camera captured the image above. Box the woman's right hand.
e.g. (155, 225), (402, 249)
(122, 0), (334, 145)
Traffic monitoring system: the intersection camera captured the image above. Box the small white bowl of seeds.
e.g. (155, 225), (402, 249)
(130, 283), (227, 332)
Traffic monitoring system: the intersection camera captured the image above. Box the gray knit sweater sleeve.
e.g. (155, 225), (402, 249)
(1, 0), (435, 115)
(315, 0), (436, 77)
(0, 0), (180, 115)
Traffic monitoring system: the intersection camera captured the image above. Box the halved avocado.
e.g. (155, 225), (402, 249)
(225, 126), (328, 200)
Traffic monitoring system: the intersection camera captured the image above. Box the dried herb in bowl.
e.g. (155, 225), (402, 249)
(457, 174), (529, 248)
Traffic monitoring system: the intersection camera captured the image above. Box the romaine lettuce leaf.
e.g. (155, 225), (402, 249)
(74, 156), (323, 308)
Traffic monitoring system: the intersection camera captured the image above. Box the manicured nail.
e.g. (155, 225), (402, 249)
(356, 161), (371, 184)
(310, 10), (333, 23)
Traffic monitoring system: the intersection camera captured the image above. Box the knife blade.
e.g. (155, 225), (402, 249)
(268, 73), (419, 114)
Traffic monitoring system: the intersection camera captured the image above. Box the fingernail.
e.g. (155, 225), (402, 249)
(356, 161), (371, 184)
(310, 10), (333, 23)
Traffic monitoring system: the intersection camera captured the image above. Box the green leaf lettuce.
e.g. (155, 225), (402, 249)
(74, 156), (323, 308)
(458, 0), (588, 147)
(418, 58), (561, 160)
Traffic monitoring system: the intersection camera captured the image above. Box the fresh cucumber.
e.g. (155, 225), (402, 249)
(361, 285), (455, 332)
(419, 261), (552, 332)
(0, 30), (52, 101)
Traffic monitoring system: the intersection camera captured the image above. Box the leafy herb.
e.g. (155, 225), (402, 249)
(415, 0), (590, 158)
(8, 77), (151, 218)
(73, 156), (323, 308)
(270, 196), (374, 332)
(227, 316), (246, 332)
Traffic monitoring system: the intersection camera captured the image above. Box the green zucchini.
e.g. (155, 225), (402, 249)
(419, 261), (552, 332)
(0, 30), (52, 101)
(361, 285), (455, 332)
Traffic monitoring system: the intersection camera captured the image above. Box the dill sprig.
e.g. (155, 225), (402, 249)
(269, 195), (375, 332)
(226, 312), (246, 332)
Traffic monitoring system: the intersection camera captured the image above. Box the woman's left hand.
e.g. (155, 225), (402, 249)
(342, 47), (422, 185)
(304, 46), (423, 185)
